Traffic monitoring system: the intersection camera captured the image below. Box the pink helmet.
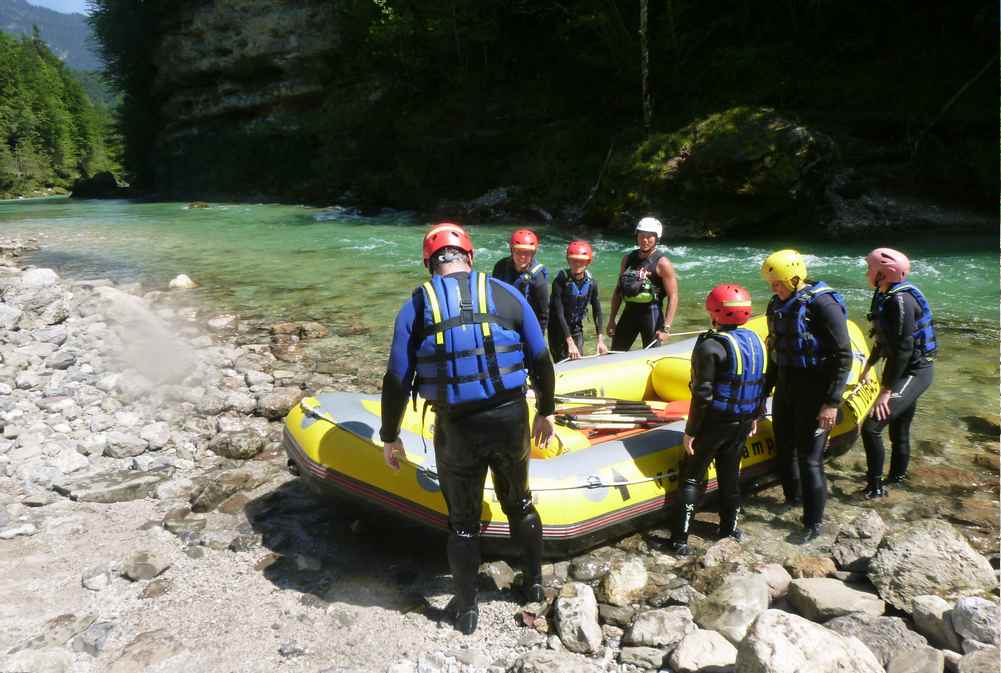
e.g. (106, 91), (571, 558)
(865, 248), (911, 287)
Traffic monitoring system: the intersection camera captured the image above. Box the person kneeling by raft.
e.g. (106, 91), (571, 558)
(548, 239), (608, 361)
(665, 284), (766, 556)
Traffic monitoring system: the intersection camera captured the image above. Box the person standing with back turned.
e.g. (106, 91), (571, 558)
(760, 249), (852, 543)
(606, 217), (680, 350)
(380, 223), (556, 635)
(665, 284), (766, 555)
(858, 248), (936, 498)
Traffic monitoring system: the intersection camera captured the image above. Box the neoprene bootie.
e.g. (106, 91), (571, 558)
(801, 524), (823, 543)
(863, 478), (887, 499)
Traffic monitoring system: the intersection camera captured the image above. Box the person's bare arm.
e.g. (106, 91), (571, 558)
(658, 255), (679, 334)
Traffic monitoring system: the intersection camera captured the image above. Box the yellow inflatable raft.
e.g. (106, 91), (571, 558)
(283, 316), (878, 557)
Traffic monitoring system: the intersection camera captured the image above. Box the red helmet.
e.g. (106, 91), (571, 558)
(865, 247), (910, 287)
(422, 222), (473, 267)
(706, 284), (753, 325)
(566, 240), (593, 262)
(510, 229), (539, 252)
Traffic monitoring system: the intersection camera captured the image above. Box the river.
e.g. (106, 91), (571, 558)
(1, 196), (997, 548)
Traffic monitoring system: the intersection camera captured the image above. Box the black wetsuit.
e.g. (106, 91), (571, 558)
(548, 270), (603, 362)
(381, 272), (556, 623)
(611, 249), (667, 351)
(861, 290), (934, 482)
(764, 286), (852, 529)
(491, 257), (549, 334)
(672, 328), (759, 542)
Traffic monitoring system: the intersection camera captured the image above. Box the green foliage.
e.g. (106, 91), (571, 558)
(0, 30), (116, 198)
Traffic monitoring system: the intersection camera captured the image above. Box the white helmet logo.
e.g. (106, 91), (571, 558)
(636, 217), (663, 238)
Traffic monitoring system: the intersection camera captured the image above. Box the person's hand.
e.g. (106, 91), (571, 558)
(606, 320), (616, 338)
(596, 336), (609, 356)
(860, 365), (873, 383)
(817, 404), (839, 432)
(383, 438), (405, 471)
(870, 388), (892, 421)
(749, 419), (758, 437)
(566, 337), (582, 360)
(532, 414), (556, 447)
(655, 328), (671, 343)
(682, 433), (695, 456)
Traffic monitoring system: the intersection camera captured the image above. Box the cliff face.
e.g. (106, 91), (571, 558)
(150, 1), (340, 199)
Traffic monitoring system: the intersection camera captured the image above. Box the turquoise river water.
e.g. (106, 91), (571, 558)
(0, 197), (997, 546)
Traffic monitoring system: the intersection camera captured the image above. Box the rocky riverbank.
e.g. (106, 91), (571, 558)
(0, 238), (997, 673)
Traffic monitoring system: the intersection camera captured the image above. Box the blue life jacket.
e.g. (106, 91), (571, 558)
(766, 281), (847, 368)
(513, 262), (547, 299)
(415, 272), (527, 408)
(869, 282), (937, 357)
(561, 269), (592, 328)
(702, 328), (767, 418)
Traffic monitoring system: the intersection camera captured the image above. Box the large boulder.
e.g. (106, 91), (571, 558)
(912, 595), (964, 651)
(554, 582), (602, 654)
(691, 573), (771, 644)
(787, 578), (885, 622)
(208, 430), (265, 459)
(825, 612), (929, 668)
(70, 171), (129, 198)
(886, 647), (945, 673)
(257, 387), (304, 420)
(668, 629), (738, 673)
(867, 520), (997, 611)
(950, 597), (999, 647)
(599, 556), (648, 607)
(957, 647), (1000, 673)
(832, 509), (887, 572)
(735, 609), (884, 673)
(624, 606), (697, 650)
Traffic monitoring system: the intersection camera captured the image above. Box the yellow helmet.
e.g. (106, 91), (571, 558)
(761, 249), (807, 290)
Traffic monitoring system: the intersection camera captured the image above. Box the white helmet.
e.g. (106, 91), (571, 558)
(636, 216), (663, 238)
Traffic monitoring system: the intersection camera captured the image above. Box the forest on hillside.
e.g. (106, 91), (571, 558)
(0, 29), (116, 198)
(88, 0), (996, 223)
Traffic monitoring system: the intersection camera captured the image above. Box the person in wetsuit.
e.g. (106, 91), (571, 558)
(760, 249), (852, 543)
(492, 228), (549, 335)
(380, 222), (556, 636)
(859, 247), (936, 498)
(548, 239), (608, 362)
(666, 284), (766, 556)
(606, 217), (680, 350)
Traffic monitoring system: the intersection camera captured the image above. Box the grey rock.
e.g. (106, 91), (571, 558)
(506, 649), (604, 673)
(15, 371), (41, 389)
(0, 303), (22, 329)
(692, 573), (770, 644)
(599, 556), (648, 607)
(833, 509), (887, 572)
(105, 629), (185, 673)
(569, 554), (610, 582)
(868, 520), (997, 611)
(598, 603), (636, 628)
(943, 649), (962, 673)
(78, 433), (107, 456)
(624, 606), (697, 649)
(33, 326), (67, 345)
(10, 612), (96, 651)
(957, 647), (1000, 673)
(162, 508), (207, 536)
(154, 477), (196, 501)
(71, 621), (116, 656)
(554, 582), (602, 654)
(755, 563), (793, 600)
(481, 560), (516, 591)
(619, 646), (667, 669)
(886, 646), (945, 673)
(787, 577), (886, 621)
(81, 564), (112, 591)
(951, 597), (1000, 647)
(257, 386), (304, 420)
(20, 268), (59, 288)
(50, 449), (88, 474)
(104, 430), (148, 458)
(962, 639), (993, 654)
(1, 647), (73, 673)
(208, 429), (264, 459)
(648, 577), (706, 608)
(0, 522), (38, 538)
(702, 537), (744, 568)
(736, 609), (884, 673)
(826, 612), (929, 667)
(140, 422), (171, 450)
(224, 391), (257, 414)
(53, 469), (168, 503)
(668, 629), (738, 673)
(121, 549), (172, 581)
(130, 453), (175, 471)
(912, 596), (964, 652)
(45, 351), (76, 370)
